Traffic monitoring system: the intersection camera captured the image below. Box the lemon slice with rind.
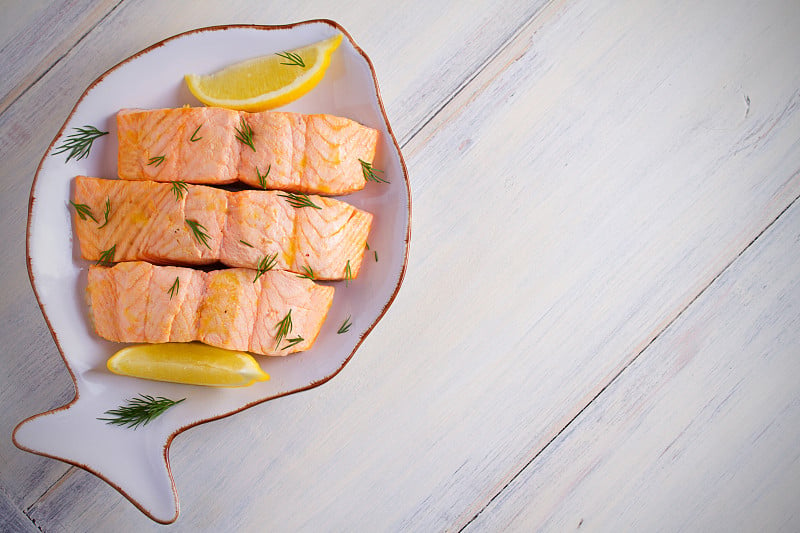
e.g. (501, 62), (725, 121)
(185, 34), (342, 111)
(108, 343), (270, 387)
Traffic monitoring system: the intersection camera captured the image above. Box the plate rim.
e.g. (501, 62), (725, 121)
(15, 18), (411, 524)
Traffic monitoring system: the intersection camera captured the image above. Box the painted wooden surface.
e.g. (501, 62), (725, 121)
(466, 196), (800, 532)
(0, 0), (122, 114)
(1, 0), (799, 531)
(0, 486), (39, 533)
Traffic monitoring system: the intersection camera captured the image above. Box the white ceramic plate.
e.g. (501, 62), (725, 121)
(14, 20), (409, 524)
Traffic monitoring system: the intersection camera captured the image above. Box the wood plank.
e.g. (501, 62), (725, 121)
(24, 0), (800, 530)
(0, 0), (122, 114)
(0, 0), (549, 514)
(0, 0), (50, 48)
(0, 484), (38, 533)
(465, 199), (800, 532)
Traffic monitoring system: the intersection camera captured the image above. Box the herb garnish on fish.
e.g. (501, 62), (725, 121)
(185, 219), (211, 249)
(344, 259), (353, 286)
(282, 336), (304, 350)
(167, 277), (179, 300)
(279, 192), (322, 209)
(359, 159), (388, 183)
(296, 265), (315, 280)
(97, 244), (116, 266)
(253, 252), (278, 282)
(98, 198), (111, 229)
(235, 118), (256, 152)
(171, 181), (188, 201)
(274, 309), (293, 349)
(257, 165), (270, 189)
(190, 124), (203, 142)
(147, 155), (166, 167)
(70, 201), (97, 223)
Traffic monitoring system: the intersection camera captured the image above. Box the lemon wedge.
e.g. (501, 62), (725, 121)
(107, 343), (270, 387)
(185, 34), (343, 111)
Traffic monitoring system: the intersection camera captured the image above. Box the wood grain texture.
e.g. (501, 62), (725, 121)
(0, 0), (548, 516)
(5, 0), (800, 530)
(466, 197), (800, 532)
(0, 484), (38, 533)
(0, 0), (122, 114)
(21, 0), (800, 530)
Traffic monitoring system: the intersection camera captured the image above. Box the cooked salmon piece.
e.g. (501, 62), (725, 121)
(218, 189), (295, 272)
(86, 261), (153, 343)
(168, 268), (205, 342)
(73, 176), (372, 280)
(219, 190), (372, 280)
(87, 262), (335, 356)
(249, 266), (334, 354)
(293, 195), (372, 279)
(237, 112), (379, 195)
(73, 176), (225, 265)
(197, 269), (259, 352)
(144, 265), (195, 343)
(87, 262), (207, 343)
(116, 107), (378, 195)
(117, 107), (241, 185)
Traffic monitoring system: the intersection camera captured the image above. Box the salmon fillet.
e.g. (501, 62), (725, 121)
(73, 176), (225, 265)
(73, 176), (372, 280)
(117, 107), (379, 195)
(219, 190), (372, 279)
(87, 262), (335, 355)
(118, 107), (241, 185)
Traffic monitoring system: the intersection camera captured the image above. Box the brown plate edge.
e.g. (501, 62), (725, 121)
(14, 18), (411, 525)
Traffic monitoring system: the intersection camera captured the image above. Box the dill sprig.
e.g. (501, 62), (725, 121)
(98, 198), (111, 229)
(235, 118), (255, 152)
(274, 309), (293, 349)
(254, 252), (278, 282)
(276, 51), (305, 68)
(98, 394), (185, 430)
(337, 316), (352, 334)
(374, 250), (378, 262)
(256, 165), (270, 189)
(190, 124), (203, 142)
(168, 276), (180, 299)
(97, 244), (116, 266)
(53, 125), (108, 162)
(359, 159), (389, 183)
(296, 265), (315, 280)
(185, 219), (211, 249)
(281, 336), (304, 350)
(147, 155), (166, 167)
(279, 192), (322, 209)
(344, 259), (353, 286)
(240, 240), (254, 248)
(171, 181), (188, 201)
(70, 201), (97, 223)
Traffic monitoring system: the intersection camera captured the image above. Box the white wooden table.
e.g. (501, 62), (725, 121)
(2, 1), (799, 531)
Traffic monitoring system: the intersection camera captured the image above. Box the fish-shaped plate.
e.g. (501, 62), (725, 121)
(14, 20), (409, 524)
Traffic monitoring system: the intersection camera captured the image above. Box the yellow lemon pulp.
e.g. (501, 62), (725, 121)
(185, 34), (343, 112)
(107, 343), (270, 387)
